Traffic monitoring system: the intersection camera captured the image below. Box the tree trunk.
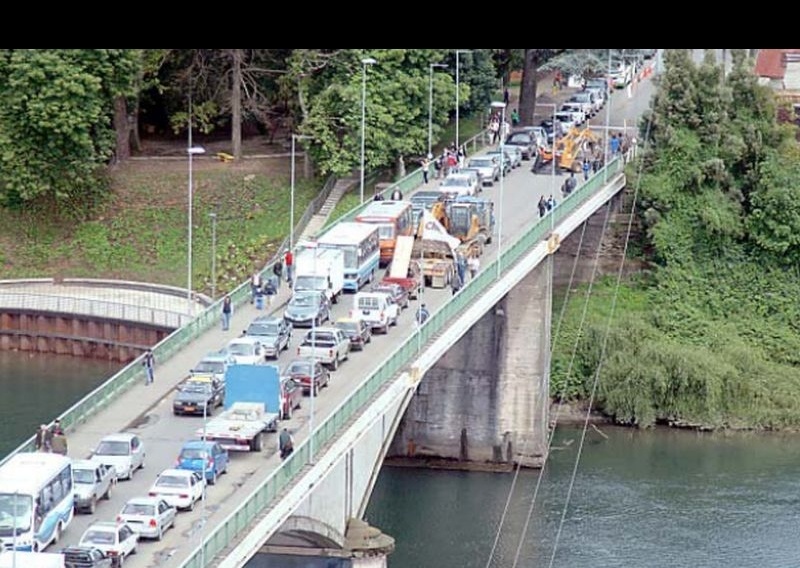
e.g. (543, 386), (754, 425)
(231, 49), (243, 159)
(518, 49), (539, 127)
(113, 95), (131, 164)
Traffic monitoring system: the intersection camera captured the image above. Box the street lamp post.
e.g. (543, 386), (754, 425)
(360, 57), (377, 204)
(428, 63), (448, 159)
(455, 49), (472, 152)
(490, 101), (506, 278)
(290, 134), (313, 250)
(209, 212), (217, 300)
(187, 146), (206, 316)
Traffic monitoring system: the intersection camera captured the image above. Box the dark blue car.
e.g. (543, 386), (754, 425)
(175, 440), (229, 485)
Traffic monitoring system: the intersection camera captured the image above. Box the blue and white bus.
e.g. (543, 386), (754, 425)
(0, 453), (73, 552)
(317, 222), (380, 292)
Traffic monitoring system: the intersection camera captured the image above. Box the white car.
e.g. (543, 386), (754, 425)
(560, 102), (587, 126)
(225, 336), (267, 365)
(148, 468), (206, 511)
(117, 497), (176, 541)
(351, 291), (399, 334)
(78, 521), (138, 567)
(555, 111), (579, 132)
(90, 433), (146, 481)
(439, 173), (478, 197)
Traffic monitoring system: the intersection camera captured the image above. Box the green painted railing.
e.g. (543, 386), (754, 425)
(178, 155), (625, 568)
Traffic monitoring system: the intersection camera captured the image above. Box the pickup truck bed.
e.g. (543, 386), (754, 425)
(198, 402), (279, 452)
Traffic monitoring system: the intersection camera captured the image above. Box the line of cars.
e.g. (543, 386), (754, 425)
(61, 429), (227, 567)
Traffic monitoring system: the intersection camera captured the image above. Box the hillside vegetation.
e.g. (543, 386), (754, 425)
(551, 50), (800, 430)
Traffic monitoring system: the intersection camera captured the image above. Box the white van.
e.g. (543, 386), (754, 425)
(350, 292), (399, 334)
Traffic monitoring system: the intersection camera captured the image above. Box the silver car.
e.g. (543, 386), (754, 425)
(467, 157), (500, 186)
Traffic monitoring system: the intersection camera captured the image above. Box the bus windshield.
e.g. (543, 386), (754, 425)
(0, 493), (33, 535)
(376, 223), (395, 239)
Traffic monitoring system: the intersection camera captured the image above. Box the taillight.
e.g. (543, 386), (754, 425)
(148, 491), (157, 496)
(328, 349), (333, 358)
(296, 347), (300, 355)
(179, 494), (189, 499)
(116, 515), (122, 522)
(149, 518), (158, 527)
(107, 551), (119, 557)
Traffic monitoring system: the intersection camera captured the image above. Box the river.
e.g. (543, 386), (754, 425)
(4, 353), (799, 567)
(0, 351), (121, 457)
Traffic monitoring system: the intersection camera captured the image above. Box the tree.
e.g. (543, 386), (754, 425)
(0, 50), (134, 206)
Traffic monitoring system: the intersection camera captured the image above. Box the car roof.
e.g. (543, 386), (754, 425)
(86, 521), (121, 530)
(158, 468), (194, 477)
(251, 315), (282, 324)
(99, 432), (137, 442)
(181, 440), (216, 449)
(200, 351), (233, 362)
(228, 336), (262, 345)
(73, 459), (102, 469)
(335, 317), (361, 324)
(124, 496), (163, 505)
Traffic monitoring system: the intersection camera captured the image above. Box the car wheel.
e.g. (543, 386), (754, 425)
(104, 483), (112, 500)
(188, 498), (195, 512)
(209, 468), (218, 486)
(331, 356), (339, 371)
(88, 496), (97, 514)
(156, 525), (164, 541)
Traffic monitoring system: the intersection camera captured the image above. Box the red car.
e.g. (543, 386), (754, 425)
(282, 359), (331, 396)
(279, 376), (303, 420)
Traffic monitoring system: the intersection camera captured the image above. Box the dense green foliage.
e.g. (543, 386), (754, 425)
(551, 50), (800, 430)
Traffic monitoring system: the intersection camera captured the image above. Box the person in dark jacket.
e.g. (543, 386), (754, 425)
(279, 428), (294, 459)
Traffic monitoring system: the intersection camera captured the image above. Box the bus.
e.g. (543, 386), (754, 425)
(316, 222), (380, 292)
(0, 453), (73, 552)
(355, 200), (414, 267)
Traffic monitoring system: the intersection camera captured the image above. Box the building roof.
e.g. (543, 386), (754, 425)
(754, 49), (800, 79)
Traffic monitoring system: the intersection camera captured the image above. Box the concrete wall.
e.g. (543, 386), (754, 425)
(389, 258), (551, 468)
(0, 310), (171, 362)
(388, 190), (632, 469)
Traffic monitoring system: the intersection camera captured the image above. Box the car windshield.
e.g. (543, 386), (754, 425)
(121, 503), (155, 516)
(227, 343), (255, 356)
(194, 361), (224, 374)
(247, 323), (279, 336)
(73, 468), (96, 484)
(507, 133), (530, 144)
(336, 321), (358, 332)
(469, 159), (493, 168)
(443, 177), (469, 187)
(571, 93), (591, 103)
(0, 493), (32, 534)
(287, 361), (312, 375)
(156, 474), (189, 488)
(290, 293), (319, 307)
(82, 529), (115, 545)
(180, 449), (208, 460)
(295, 276), (328, 290)
(181, 382), (211, 394)
(95, 440), (130, 456)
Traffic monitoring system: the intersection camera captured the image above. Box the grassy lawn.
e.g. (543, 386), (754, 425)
(0, 111), (488, 295)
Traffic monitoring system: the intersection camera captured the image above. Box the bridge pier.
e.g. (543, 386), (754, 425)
(253, 519), (394, 567)
(389, 257), (552, 469)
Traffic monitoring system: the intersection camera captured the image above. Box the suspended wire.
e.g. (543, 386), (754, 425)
(546, 73), (655, 568)
(512, 205), (612, 568)
(484, 212), (590, 568)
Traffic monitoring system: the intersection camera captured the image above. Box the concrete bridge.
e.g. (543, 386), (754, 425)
(0, 62), (654, 568)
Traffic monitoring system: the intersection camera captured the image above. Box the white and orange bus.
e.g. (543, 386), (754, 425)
(355, 200), (414, 267)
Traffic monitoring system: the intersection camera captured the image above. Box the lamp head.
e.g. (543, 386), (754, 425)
(362, 57), (377, 65)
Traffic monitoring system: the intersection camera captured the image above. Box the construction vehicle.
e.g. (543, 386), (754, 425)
(427, 197), (495, 258)
(538, 126), (600, 173)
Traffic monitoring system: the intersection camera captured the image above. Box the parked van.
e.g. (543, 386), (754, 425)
(350, 291), (399, 334)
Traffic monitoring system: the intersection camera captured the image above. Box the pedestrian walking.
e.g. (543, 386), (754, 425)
(434, 155), (443, 179)
(511, 108), (520, 126)
(421, 157), (430, 184)
(221, 295), (232, 331)
(250, 271), (262, 304)
(450, 269), (462, 296)
(34, 424), (52, 452)
(279, 428), (294, 459)
(391, 188), (403, 200)
(455, 252), (467, 287)
(446, 152), (457, 174)
(582, 159), (591, 181)
(503, 87), (510, 105)
(610, 133), (620, 157)
(264, 277), (277, 307)
(564, 172), (577, 195)
(537, 196), (547, 219)
(272, 259), (283, 290)
(415, 303), (430, 325)
(548, 194), (557, 210)
(284, 249), (294, 287)
(373, 190), (385, 201)
(50, 420), (68, 456)
(468, 254), (480, 279)
(143, 349), (155, 385)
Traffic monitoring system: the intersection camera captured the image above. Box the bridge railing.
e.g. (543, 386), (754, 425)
(0, 292), (188, 328)
(177, 155), (625, 568)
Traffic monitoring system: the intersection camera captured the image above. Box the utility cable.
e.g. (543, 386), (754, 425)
(546, 92), (653, 568)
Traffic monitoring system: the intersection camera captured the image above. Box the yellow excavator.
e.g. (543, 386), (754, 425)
(423, 198), (494, 257)
(539, 126), (600, 172)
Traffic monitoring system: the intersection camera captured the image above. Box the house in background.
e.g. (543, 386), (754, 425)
(754, 49), (800, 125)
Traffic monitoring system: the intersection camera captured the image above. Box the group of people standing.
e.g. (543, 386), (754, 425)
(422, 143), (467, 184)
(34, 419), (67, 455)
